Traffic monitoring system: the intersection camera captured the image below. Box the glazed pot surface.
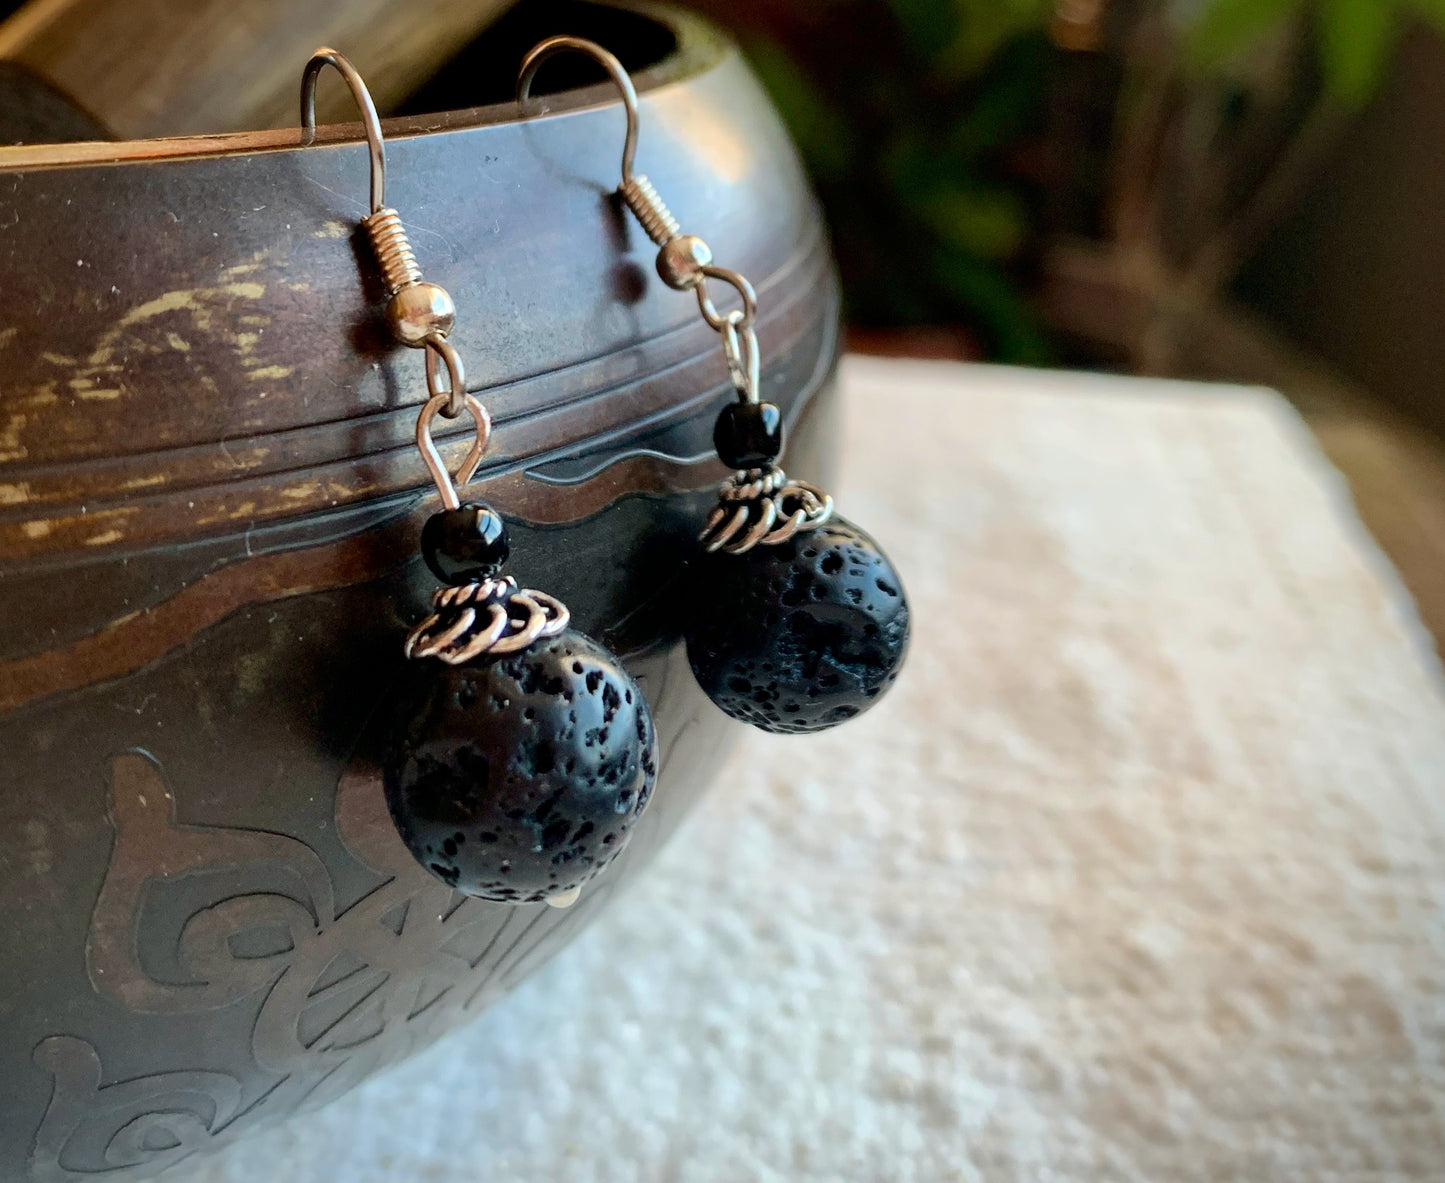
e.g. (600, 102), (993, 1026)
(0, 6), (840, 1179)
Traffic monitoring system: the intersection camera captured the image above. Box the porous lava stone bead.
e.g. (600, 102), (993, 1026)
(686, 517), (909, 733)
(421, 502), (510, 585)
(381, 630), (657, 901)
(713, 400), (784, 470)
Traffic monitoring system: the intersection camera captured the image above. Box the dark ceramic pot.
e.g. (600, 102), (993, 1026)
(0, 5), (839, 1179)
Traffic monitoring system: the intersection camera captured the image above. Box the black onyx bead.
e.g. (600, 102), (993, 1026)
(421, 502), (510, 585)
(381, 630), (657, 902)
(714, 400), (784, 470)
(685, 517), (909, 734)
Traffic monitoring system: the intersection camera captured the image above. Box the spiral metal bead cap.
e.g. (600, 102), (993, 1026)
(405, 577), (570, 665)
(699, 466), (834, 555)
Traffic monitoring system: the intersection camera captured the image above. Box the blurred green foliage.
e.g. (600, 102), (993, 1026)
(745, 0), (1443, 361)
(1188, 0), (1445, 108)
(743, 0), (1056, 362)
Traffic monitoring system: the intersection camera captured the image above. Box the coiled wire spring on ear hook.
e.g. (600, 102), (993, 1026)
(516, 36), (762, 404)
(301, 47), (483, 510)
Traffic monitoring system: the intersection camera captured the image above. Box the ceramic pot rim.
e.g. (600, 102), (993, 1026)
(0, 0), (727, 173)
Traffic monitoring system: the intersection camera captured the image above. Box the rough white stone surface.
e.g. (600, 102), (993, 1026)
(188, 358), (1445, 1182)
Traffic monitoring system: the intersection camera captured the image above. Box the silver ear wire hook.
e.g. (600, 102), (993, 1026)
(300, 46), (481, 506)
(300, 48), (386, 215)
(515, 36), (762, 401)
(517, 35), (639, 184)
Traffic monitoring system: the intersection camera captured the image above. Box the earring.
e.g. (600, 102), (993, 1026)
(517, 39), (909, 735)
(301, 50), (657, 907)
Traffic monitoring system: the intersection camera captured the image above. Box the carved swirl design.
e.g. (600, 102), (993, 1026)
(26, 740), (631, 1182)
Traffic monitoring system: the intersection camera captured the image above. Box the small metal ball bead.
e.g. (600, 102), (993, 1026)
(714, 400), (784, 470)
(386, 281), (456, 347)
(656, 234), (713, 290)
(421, 503), (509, 585)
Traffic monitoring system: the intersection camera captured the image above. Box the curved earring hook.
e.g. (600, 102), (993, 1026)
(300, 47), (386, 215)
(516, 35), (639, 184)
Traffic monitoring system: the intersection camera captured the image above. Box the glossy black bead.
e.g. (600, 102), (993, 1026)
(381, 630), (657, 902)
(714, 400), (784, 470)
(421, 502), (510, 585)
(686, 517), (909, 734)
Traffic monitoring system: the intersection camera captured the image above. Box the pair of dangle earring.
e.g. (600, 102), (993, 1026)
(299, 35), (910, 903)
(518, 39), (911, 735)
(302, 50), (657, 908)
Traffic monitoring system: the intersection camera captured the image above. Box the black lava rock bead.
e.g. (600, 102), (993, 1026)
(713, 400), (784, 471)
(381, 630), (657, 901)
(421, 502), (510, 585)
(686, 517), (909, 733)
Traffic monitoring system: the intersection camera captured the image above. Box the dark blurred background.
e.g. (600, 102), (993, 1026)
(683, 1), (1445, 425)
(3, 0), (1444, 640)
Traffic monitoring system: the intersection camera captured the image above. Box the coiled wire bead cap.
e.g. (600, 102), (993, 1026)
(700, 467), (835, 555)
(405, 577), (570, 665)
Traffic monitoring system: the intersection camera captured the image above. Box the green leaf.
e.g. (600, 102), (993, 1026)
(934, 0), (1053, 80)
(1187, 0), (1303, 68)
(917, 184), (1027, 260)
(885, 0), (962, 58)
(930, 245), (1052, 364)
(1315, 0), (1400, 106)
(947, 33), (1049, 157)
(1401, 0), (1445, 26)
(880, 131), (947, 199)
(745, 40), (854, 182)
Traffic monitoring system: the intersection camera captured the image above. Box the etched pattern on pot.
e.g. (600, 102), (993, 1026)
(28, 746), (633, 1180)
